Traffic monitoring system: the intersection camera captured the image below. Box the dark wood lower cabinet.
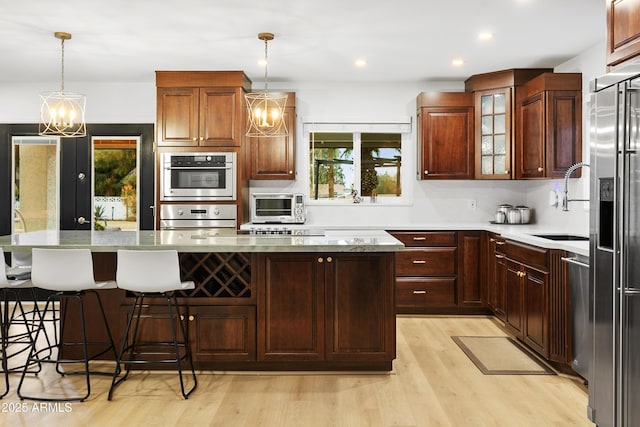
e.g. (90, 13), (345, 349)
(256, 252), (396, 363)
(63, 251), (396, 370)
(256, 253), (325, 361)
(505, 259), (525, 336)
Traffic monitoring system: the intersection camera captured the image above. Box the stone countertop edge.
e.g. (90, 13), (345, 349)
(242, 222), (589, 257)
(0, 229), (404, 253)
(0, 223), (590, 257)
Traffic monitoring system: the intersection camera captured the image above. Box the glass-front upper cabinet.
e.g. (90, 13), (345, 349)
(475, 88), (511, 179)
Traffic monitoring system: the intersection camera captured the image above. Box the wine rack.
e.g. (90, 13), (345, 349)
(178, 252), (252, 298)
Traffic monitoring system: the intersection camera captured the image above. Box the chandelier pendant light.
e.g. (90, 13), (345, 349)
(39, 32), (86, 137)
(245, 32), (288, 137)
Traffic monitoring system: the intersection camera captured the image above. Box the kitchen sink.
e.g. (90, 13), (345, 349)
(532, 234), (589, 241)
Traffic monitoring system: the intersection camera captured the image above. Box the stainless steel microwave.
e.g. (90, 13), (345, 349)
(160, 152), (236, 201)
(251, 193), (306, 224)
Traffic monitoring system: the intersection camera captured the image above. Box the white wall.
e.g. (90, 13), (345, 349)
(0, 43), (605, 231)
(524, 41), (606, 233)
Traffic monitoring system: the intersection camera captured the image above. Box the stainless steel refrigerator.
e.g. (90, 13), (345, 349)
(589, 59), (640, 427)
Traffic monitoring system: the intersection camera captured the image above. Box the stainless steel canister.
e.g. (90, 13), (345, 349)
(507, 208), (521, 224)
(497, 204), (513, 215)
(516, 206), (531, 224)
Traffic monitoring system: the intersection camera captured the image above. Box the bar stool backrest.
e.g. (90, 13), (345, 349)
(31, 248), (96, 291)
(116, 250), (185, 293)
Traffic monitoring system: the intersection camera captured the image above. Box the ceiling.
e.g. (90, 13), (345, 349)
(0, 0), (605, 85)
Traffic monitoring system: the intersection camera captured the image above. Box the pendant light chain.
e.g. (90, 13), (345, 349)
(60, 36), (65, 92)
(263, 36), (269, 92)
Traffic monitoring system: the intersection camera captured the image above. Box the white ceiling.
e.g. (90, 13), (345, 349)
(0, 0), (605, 85)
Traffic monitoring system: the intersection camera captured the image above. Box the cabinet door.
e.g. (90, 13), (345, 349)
(199, 88), (241, 147)
(475, 88), (512, 179)
(523, 266), (548, 357)
(458, 231), (482, 307)
(418, 106), (474, 179)
(505, 260), (524, 336)
(607, 0), (640, 66)
(257, 253), (325, 361)
(517, 92), (546, 179)
(157, 87), (199, 146)
(545, 90), (582, 178)
(248, 107), (295, 179)
(325, 253), (395, 361)
(494, 250), (508, 321)
(188, 306), (256, 362)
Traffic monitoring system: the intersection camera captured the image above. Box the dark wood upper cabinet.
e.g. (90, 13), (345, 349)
(515, 73), (582, 179)
(416, 92), (474, 180)
(607, 0), (640, 67)
(156, 71), (251, 147)
(465, 69), (551, 180)
(248, 93), (296, 180)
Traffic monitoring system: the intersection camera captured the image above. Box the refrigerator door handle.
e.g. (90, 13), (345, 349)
(561, 256), (590, 269)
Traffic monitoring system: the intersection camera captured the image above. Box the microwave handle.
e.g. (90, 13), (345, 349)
(165, 166), (232, 170)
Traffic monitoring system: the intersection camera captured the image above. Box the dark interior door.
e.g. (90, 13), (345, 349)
(0, 123), (155, 234)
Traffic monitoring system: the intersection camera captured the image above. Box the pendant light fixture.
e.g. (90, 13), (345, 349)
(245, 32), (288, 137)
(39, 32), (86, 137)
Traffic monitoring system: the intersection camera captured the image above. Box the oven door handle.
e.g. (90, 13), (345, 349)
(165, 166), (232, 170)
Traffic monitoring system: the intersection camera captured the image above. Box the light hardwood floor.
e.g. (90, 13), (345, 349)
(2, 316), (593, 426)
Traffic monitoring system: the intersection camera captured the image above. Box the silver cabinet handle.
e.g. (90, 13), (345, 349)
(412, 260), (426, 264)
(412, 290), (427, 294)
(412, 237), (426, 241)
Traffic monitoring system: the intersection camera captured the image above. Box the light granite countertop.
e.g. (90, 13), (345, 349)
(0, 229), (404, 253)
(0, 223), (589, 257)
(242, 222), (589, 257)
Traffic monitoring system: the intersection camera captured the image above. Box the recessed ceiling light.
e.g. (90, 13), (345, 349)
(354, 58), (367, 68)
(478, 32), (493, 41)
(452, 58), (465, 66)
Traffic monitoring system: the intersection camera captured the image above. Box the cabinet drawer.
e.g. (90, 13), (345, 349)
(395, 248), (456, 276)
(389, 231), (456, 247)
(396, 278), (456, 307)
(505, 240), (548, 271)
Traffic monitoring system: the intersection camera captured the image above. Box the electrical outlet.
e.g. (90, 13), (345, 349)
(468, 199), (477, 210)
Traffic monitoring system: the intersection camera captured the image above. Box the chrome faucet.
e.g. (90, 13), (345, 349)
(562, 162), (590, 211)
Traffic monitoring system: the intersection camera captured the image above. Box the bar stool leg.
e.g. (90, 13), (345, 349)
(166, 292), (197, 399)
(1, 293), (9, 399)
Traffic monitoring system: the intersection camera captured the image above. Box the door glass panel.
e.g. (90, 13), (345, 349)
(12, 136), (60, 234)
(481, 116), (493, 135)
(494, 114), (506, 134)
(481, 156), (493, 175)
(481, 136), (493, 155)
(481, 95), (493, 115)
(92, 137), (139, 230)
(494, 94), (506, 114)
(494, 155), (506, 175)
(495, 135), (506, 154)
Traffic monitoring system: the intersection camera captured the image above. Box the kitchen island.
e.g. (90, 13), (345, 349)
(0, 229), (403, 371)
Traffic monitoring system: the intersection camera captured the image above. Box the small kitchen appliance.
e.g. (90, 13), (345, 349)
(251, 193), (306, 224)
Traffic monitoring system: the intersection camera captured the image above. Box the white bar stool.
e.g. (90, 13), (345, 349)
(16, 248), (119, 402)
(108, 249), (197, 400)
(1, 249), (39, 399)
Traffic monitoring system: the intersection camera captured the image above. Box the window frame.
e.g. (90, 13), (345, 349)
(303, 122), (412, 206)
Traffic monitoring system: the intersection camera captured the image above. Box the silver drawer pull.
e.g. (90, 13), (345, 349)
(495, 241), (506, 245)
(495, 254), (505, 259)
(412, 237), (427, 241)
(413, 290), (427, 294)
(412, 260), (427, 264)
